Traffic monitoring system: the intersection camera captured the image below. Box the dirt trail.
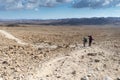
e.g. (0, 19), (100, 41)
(0, 30), (58, 49)
(27, 46), (117, 80)
(0, 30), (27, 45)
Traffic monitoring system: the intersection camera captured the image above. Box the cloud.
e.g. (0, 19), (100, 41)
(0, 0), (72, 10)
(0, 0), (120, 10)
(72, 0), (120, 8)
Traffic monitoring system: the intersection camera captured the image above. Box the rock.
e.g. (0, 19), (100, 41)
(33, 56), (39, 59)
(0, 77), (3, 80)
(87, 74), (92, 77)
(65, 45), (69, 48)
(39, 51), (43, 54)
(2, 61), (8, 65)
(117, 77), (120, 80)
(81, 76), (89, 80)
(38, 48), (42, 50)
(94, 59), (100, 62)
(9, 46), (14, 49)
(81, 55), (84, 59)
(87, 53), (97, 56)
(103, 64), (107, 68)
(104, 76), (113, 80)
(46, 75), (49, 77)
(115, 69), (118, 71)
(50, 45), (58, 49)
(69, 44), (76, 48)
(71, 71), (76, 76)
(56, 76), (61, 78)
(57, 45), (63, 48)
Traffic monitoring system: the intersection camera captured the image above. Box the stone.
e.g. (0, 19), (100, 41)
(87, 53), (97, 56)
(56, 76), (61, 78)
(94, 59), (100, 62)
(0, 77), (3, 80)
(71, 71), (76, 76)
(104, 76), (113, 80)
(81, 76), (89, 80)
(2, 61), (8, 65)
(117, 77), (120, 80)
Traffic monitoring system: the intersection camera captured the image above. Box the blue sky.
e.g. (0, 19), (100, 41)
(0, 0), (120, 19)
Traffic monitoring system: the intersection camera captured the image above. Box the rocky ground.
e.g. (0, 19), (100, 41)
(0, 25), (119, 80)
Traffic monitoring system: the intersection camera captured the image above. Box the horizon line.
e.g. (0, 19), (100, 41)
(0, 17), (120, 20)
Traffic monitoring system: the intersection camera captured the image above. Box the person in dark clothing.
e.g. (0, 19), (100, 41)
(88, 35), (94, 46)
(83, 37), (87, 47)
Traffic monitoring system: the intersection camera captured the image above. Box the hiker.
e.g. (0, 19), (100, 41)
(88, 35), (94, 46)
(83, 37), (87, 47)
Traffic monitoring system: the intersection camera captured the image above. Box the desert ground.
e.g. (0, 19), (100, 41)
(0, 25), (119, 80)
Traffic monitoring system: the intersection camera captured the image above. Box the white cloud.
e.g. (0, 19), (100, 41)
(73, 0), (120, 8)
(0, 0), (120, 10)
(116, 3), (120, 6)
(102, 0), (111, 6)
(0, 0), (72, 10)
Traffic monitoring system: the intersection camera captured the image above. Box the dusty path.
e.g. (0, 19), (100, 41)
(0, 30), (58, 49)
(27, 45), (118, 80)
(0, 30), (27, 45)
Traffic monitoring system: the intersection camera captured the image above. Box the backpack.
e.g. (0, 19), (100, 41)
(84, 38), (87, 42)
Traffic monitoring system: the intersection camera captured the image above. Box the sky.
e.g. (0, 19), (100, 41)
(0, 0), (120, 19)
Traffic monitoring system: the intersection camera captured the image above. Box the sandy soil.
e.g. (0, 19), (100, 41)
(0, 25), (119, 80)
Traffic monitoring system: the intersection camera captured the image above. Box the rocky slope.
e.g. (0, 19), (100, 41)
(0, 27), (119, 80)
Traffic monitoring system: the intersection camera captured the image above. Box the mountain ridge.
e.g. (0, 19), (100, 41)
(0, 17), (120, 25)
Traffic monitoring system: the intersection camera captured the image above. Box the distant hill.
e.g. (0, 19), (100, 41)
(0, 17), (120, 26)
(39, 17), (120, 25)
